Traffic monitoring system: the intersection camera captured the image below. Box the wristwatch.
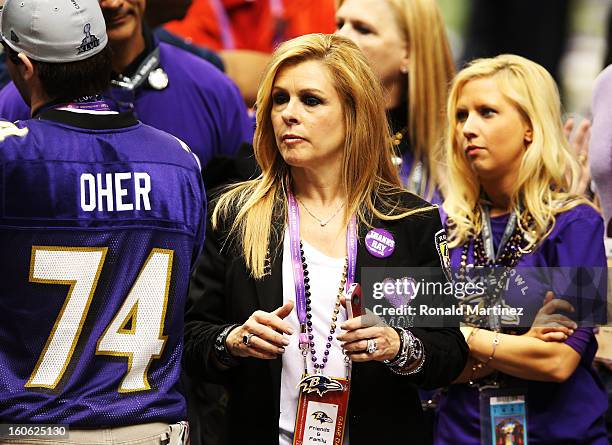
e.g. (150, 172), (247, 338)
(214, 324), (240, 367)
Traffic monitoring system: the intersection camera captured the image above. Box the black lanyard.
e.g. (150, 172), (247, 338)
(111, 47), (161, 91)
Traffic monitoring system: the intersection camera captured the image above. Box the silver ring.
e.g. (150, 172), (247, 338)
(366, 338), (377, 354)
(242, 333), (255, 346)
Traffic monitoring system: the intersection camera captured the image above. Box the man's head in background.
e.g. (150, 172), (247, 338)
(0, 0), (112, 111)
(98, 0), (192, 44)
(98, 0), (145, 45)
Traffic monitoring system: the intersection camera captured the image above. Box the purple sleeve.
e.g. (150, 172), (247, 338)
(551, 206), (607, 334)
(564, 327), (595, 356)
(590, 65), (612, 227)
(553, 205), (606, 268)
(0, 82), (30, 121)
(181, 47), (254, 160)
(218, 80), (254, 156)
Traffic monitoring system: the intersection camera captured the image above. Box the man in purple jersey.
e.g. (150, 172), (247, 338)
(0, 0), (253, 168)
(0, 0), (205, 443)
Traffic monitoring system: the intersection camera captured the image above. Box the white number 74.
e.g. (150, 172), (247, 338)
(26, 246), (173, 393)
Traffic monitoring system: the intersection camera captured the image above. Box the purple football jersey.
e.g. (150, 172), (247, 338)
(0, 108), (206, 426)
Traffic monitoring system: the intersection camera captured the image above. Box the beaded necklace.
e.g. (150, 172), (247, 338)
(299, 241), (349, 371)
(455, 208), (534, 328)
(287, 189), (357, 377)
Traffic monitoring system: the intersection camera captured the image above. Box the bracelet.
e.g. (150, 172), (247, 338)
(383, 327), (408, 368)
(466, 327), (480, 345)
(390, 333), (426, 376)
(213, 324), (240, 367)
(467, 331), (500, 385)
(483, 332), (501, 366)
(405, 343), (426, 375)
(468, 359), (486, 385)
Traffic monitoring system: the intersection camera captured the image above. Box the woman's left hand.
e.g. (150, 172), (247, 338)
(337, 313), (401, 362)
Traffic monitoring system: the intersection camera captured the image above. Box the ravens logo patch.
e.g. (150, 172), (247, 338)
(435, 229), (452, 282)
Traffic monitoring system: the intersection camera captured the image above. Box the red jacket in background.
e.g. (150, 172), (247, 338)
(165, 0), (337, 52)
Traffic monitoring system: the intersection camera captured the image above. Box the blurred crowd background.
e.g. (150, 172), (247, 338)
(2, 0), (609, 116)
(437, 0), (611, 115)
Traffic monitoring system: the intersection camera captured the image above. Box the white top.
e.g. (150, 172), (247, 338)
(278, 230), (350, 445)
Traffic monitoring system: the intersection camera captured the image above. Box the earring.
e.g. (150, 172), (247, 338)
(400, 65), (408, 74)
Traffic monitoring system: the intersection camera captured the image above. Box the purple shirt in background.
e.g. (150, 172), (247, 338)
(436, 204), (608, 445)
(590, 65), (612, 236)
(0, 41), (254, 168)
(399, 150), (442, 205)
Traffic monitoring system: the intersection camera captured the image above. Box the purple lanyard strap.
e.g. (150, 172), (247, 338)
(56, 100), (113, 112)
(287, 191), (357, 350)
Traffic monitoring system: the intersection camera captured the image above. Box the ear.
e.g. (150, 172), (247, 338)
(524, 127), (533, 146)
(16, 53), (35, 81)
(400, 50), (409, 75)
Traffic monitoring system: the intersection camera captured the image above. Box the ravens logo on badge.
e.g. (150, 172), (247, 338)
(311, 411), (334, 424)
(298, 374), (343, 397)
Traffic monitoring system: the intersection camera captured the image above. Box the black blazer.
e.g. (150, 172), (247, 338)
(184, 191), (468, 445)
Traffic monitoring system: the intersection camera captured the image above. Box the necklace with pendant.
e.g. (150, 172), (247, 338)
(296, 196), (345, 227)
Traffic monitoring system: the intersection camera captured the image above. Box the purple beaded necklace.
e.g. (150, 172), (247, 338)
(299, 241), (348, 371)
(287, 190), (357, 374)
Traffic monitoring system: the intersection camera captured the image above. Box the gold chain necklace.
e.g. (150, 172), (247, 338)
(296, 197), (345, 227)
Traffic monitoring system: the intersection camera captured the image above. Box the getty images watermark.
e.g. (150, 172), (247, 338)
(361, 267), (608, 328)
(371, 277), (524, 318)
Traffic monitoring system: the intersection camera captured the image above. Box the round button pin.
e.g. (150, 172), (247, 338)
(365, 228), (395, 258)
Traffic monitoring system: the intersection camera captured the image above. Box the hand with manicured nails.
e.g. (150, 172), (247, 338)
(337, 295), (401, 362)
(226, 301), (295, 359)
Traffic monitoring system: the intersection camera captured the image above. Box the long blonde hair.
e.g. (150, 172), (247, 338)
(336, 0), (455, 194)
(213, 33), (432, 278)
(389, 0), (455, 194)
(443, 54), (592, 249)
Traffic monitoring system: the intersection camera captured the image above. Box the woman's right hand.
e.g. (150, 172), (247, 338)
(525, 291), (577, 342)
(563, 116), (592, 196)
(226, 301), (295, 359)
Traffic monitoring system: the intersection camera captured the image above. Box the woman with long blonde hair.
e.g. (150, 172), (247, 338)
(437, 54), (607, 445)
(184, 33), (467, 445)
(335, 0), (454, 200)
